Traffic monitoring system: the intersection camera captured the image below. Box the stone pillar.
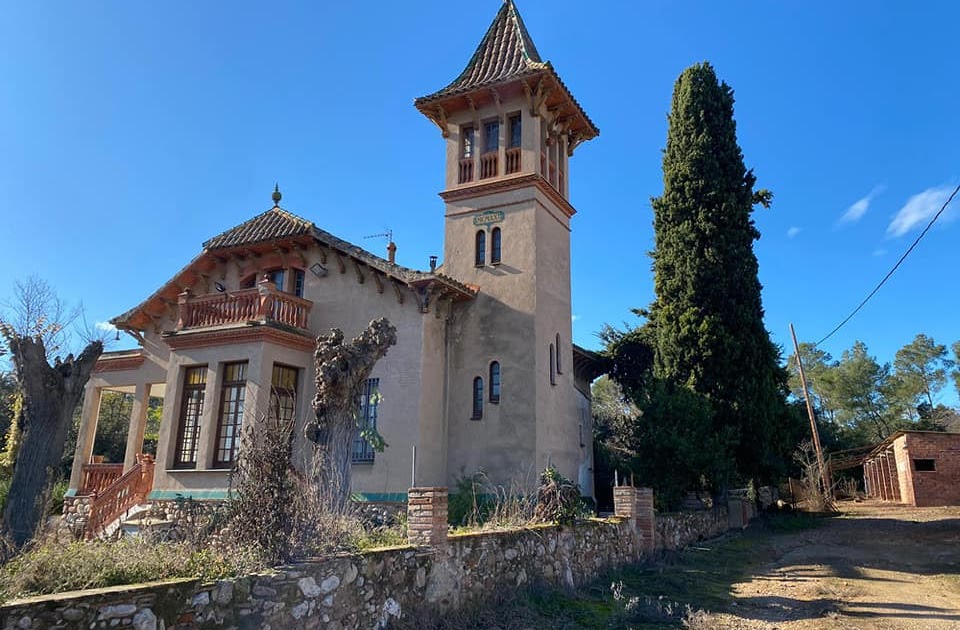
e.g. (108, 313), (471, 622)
(407, 487), (448, 547)
(123, 382), (152, 472)
(68, 385), (103, 493)
(613, 486), (637, 524)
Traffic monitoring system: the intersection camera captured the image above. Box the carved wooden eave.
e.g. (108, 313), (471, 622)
(93, 350), (145, 374)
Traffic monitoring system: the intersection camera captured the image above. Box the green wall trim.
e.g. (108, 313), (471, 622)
(64, 489), (78, 498)
(350, 492), (408, 503)
(148, 489), (233, 501)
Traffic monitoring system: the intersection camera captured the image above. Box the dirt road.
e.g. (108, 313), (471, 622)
(702, 501), (960, 629)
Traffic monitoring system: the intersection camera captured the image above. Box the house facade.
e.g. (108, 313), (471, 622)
(65, 1), (604, 516)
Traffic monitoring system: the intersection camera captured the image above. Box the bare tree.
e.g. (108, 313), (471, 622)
(0, 277), (104, 548)
(305, 318), (396, 511)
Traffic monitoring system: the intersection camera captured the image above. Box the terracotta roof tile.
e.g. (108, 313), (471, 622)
(203, 207), (314, 250)
(417, 0), (547, 102)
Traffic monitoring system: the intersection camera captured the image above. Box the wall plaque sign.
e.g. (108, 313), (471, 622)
(473, 210), (505, 226)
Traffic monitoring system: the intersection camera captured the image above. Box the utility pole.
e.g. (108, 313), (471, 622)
(789, 323), (831, 494)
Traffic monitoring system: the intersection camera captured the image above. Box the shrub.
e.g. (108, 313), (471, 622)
(0, 535), (259, 602)
(534, 466), (583, 525)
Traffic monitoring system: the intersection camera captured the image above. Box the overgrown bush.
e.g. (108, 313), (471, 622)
(0, 535), (259, 602)
(534, 466), (584, 525)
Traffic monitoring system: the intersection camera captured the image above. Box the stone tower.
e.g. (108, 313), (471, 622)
(415, 0), (598, 488)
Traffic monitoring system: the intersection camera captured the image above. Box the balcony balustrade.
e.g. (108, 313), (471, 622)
(505, 147), (521, 174)
(458, 158), (475, 184)
(480, 152), (498, 179)
(176, 280), (312, 331)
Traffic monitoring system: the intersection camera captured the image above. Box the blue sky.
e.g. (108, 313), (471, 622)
(1, 2), (958, 403)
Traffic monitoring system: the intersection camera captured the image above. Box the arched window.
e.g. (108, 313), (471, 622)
(555, 333), (562, 374)
(472, 377), (484, 419)
(491, 227), (502, 265)
(489, 361), (501, 403)
(475, 231), (486, 267)
(549, 344), (556, 386)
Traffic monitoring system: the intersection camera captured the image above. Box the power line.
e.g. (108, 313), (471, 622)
(815, 183), (960, 347)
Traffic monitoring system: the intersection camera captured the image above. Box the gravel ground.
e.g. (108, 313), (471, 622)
(695, 501), (960, 629)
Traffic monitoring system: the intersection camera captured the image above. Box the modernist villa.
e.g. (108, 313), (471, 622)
(65, 1), (604, 536)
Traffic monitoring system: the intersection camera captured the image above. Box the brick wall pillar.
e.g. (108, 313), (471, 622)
(886, 451), (901, 502)
(635, 487), (655, 551)
(613, 486), (655, 551)
(407, 487), (448, 547)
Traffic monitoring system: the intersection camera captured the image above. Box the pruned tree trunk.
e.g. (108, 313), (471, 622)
(0, 331), (102, 548)
(305, 318), (396, 512)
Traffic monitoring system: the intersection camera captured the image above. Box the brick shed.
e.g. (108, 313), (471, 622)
(863, 431), (960, 507)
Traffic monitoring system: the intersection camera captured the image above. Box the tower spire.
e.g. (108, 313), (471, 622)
(272, 184), (282, 207)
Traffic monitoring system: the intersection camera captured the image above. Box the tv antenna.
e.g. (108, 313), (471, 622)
(364, 229), (393, 242)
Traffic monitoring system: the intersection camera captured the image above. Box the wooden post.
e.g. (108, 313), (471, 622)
(789, 323), (831, 495)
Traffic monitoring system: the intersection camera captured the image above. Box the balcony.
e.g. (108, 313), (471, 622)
(458, 158), (475, 184)
(480, 152), (498, 179)
(505, 147), (521, 174)
(176, 280), (312, 332)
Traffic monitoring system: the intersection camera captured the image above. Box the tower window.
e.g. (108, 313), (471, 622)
(549, 344), (556, 386)
(472, 377), (484, 419)
(555, 333), (562, 374)
(475, 230), (486, 267)
(484, 120), (500, 153)
(509, 114), (522, 148)
(491, 227), (502, 265)
(489, 361), (501, 403)
(462, 126), (475, 158)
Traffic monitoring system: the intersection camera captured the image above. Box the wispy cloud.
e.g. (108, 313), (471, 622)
(887, 184), (956, 237)
(95, 321), (117, 332)
(787, 226), (801, 239)
(571, 315), (580, 323)
(872, 248), (887, 257)
(839, 185), (885, 226)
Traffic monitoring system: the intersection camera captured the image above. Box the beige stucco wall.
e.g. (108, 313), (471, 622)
(437, 91), (589, 492)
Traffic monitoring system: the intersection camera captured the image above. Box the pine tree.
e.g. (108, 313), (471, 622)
(650, 62), (786, 485)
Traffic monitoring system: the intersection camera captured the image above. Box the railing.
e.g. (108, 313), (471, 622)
(80, 463), (123, 495)
(177, 282), (313, 331)
(505, 147), (521, 174)
(85, 454), (155, 539)
(480, 152), (498, 179)
(458, 158), (474, 184)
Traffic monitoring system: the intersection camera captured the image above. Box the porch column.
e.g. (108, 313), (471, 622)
(68, 385), (103, 493)
(123, 382), (152, 472)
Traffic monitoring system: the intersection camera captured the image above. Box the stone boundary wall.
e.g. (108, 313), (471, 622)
(656, 508), (729, 550)
(1, 520), (639, 630)
(3, 486), (753, 629)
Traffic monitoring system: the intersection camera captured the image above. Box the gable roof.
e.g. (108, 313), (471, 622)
(420, 0), (547, 101)
(204, 207), (314, 250)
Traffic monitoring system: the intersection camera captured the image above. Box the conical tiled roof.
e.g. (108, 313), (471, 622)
(203, 207), (315, 250)
(417, 0), (549, 102)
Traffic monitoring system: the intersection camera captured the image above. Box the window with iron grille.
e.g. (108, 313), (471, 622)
(213, 362), (247, 467)
(489, 361), (501, 404)
(472, 377), (484, 419)
(270, 364), (298, 428)
(475, 230), (486, 267)
(352, 378), (380, 463)
(174, 366), (207, 468)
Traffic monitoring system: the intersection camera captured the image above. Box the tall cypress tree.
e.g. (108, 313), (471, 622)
(650, 62), (786, 485)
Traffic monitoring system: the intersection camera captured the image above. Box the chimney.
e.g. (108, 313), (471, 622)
(429, 255), (438, 272)
(387, 241), (397, 264)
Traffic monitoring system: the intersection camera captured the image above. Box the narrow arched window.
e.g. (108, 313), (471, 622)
(472, 377), (484, 419)
(475, 231), (486, 267)
(491, 227), (502, 265)
(549, 344), (556, 386)
(555, 333), (562, 374)
(489, 361), (501, 403)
